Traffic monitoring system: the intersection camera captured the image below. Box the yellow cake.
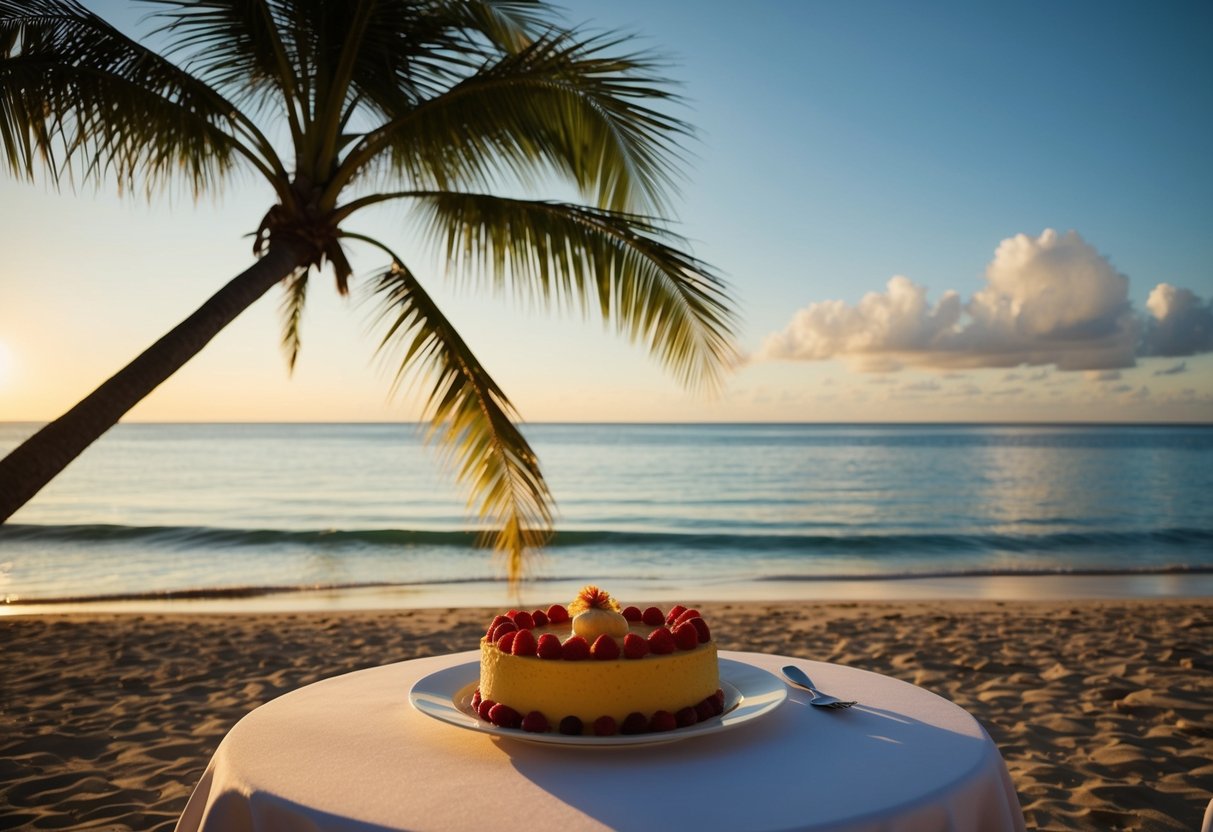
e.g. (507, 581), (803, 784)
(473, 586), (722, 735)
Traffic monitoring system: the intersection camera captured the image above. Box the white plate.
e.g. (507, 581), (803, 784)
(409, 657), (787, 747)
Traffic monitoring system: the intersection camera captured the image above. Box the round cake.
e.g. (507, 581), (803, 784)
(472, 586), (722, 736)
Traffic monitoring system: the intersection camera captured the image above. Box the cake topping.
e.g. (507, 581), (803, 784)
(561, 635), (590, 661)
(569, 585), (629, 640)
(590, 633), (621, 660)
(536, 633), (563, 660)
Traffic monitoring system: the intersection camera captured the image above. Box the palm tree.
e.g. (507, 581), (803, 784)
(0, 0), (736, 582)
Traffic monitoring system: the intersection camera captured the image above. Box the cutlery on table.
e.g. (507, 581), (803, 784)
(781, 665), (857, 709)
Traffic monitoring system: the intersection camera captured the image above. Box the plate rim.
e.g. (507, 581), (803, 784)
(408, 655), (788, 747)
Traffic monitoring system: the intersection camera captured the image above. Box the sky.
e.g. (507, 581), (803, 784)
(1, 0), (1211, 424)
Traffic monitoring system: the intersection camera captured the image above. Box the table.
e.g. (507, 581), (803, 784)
(175, 651), (1025, 832)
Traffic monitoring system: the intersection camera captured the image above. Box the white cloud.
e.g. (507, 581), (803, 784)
(758, 229), (1209, 373)
(1141, 284), (1213, 356)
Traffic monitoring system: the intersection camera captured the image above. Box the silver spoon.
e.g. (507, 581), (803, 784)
(782, 665), (857, 709)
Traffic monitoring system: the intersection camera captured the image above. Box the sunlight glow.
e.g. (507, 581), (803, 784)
(0, 340), (13, 389)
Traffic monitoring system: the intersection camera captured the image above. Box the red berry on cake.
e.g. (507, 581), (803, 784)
(622, 632), (649, 659)
(488, 620), (517, 642)
(488, 703), (522, 729)
(471, 689), (482, 711)
(673, 621), (699, 651)
(505, 609), (520, 620)
(593, 716), (618, 736)
(672, 609), (701, 628)
(477, 698), (497, 720)
(665, 604), (687, 625)
(511, 628), (537, 656)
(561, 635), (590, 661)
(546, 604), (570, 624)
(486, 615), (510, 637)
(558, 716), (584, 736)
(649, 710), (677, 732)
(689, 617), (711, 643)
(675, 706), (698, 727)
(535, 633), (562, 660)
(531, 609), (548, 627)
(621, 605), (642, 622)
(641, 606), (664, 626)
(521, 711), (550, 733)
(496, 630), (518, 652)
(694, 700), (715, 722)
(513, 611), (534, 630)
(647, 626), (676, 654)
(620, 712), (649, 735)
(590, 634), (621, 660)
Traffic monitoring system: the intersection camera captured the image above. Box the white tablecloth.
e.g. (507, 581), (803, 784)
(176, 651), (1025, 832)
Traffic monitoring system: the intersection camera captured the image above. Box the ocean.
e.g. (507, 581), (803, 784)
(2, 422), (1211, 612)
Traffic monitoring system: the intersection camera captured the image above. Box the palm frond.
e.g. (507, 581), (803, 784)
(360, 237), (554, 585)
(334, 31), (690, 216)
(143, 0), (306, 144)
(388, 192), (738, 392)
(279, 268), (308, 373)
(0, 0), (274, 195)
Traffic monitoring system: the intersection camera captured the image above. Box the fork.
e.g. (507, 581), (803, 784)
(781, 665), (857, 709)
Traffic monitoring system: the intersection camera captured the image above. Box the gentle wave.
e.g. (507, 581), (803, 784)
(7, 564), (1212, 606)
(3, 522), (1212, 554)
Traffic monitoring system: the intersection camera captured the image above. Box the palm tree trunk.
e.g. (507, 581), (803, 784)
(0, 241), (310, 523)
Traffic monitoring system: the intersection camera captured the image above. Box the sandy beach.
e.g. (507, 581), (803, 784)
(2, 598), (1210, 831)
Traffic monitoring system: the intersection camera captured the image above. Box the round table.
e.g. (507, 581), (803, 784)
(175, 651), (1025, 832)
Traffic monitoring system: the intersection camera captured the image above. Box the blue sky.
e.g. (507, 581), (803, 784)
(1, 0), (1210, 422)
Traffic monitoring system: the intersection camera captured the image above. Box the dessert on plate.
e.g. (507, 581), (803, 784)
(472, 585), (723, 736)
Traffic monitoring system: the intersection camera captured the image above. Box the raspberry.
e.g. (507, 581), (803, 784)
(621, 605), (642, 622)
(622, 633), (649, 659)
(711, 689), (726, 714)
(511, 628), (537, 656)
(673, 621), (699, 651)
(561, 635), (590, 661)
(488, 703), (522, 729)
(647, 627), (675, 655)
(694, 700), (715, 722)
(505, 609), (521, 620)
(521, 711), (550, 733)
(486, 615), (510, 637)
(488, 620), (517, 643)
(649, 710), (677, 732)
(593, 716), (618, 736)
(531, 609), (548, 627)
(495, 630), (517, 652)
(513, 611), (535, 630)
(546, 604), (570, 624)
(641, 606), (664, 626)
(591, 634), (620, 660)
(620, 712), (649, 735)
(689, 617), (711, 643)
(672, 609), (701, 628)
(675, 707), (698, 727)
(477, 698), (497, 720)
(558, 716), (583, 736)
(536, 633), (562, 660)
(665, 604), (687, 625)
(470, 689), (482, 711)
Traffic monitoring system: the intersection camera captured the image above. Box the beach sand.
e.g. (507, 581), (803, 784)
(2, 599), (1210, 831)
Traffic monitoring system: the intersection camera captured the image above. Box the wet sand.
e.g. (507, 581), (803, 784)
(2, 598), (1210, 830)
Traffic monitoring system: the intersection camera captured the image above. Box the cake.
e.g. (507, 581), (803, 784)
(472, 585), (722, 736)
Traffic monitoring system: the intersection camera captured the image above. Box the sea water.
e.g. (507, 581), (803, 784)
(1, 422), (1211, 610)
